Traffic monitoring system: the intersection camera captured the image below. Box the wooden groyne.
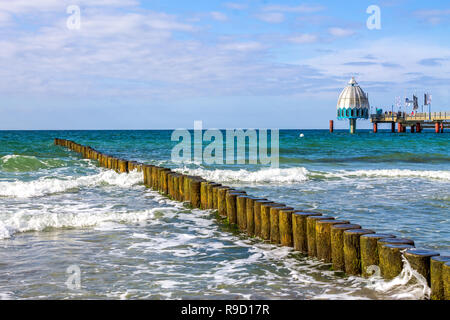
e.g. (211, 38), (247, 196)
(54, 138), (450, 300)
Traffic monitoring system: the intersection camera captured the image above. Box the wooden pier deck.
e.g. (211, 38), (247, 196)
(370, 112), (450, 132)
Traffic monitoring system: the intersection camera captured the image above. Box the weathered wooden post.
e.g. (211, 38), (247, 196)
(360, 233), (396, 277)
(404, 249), (440, 286)
(236, 195), (248, 231)
(316, 220), (349, 262)
(331, 224), (361, 271)
(270, 206), (293, 244)
(430, 256), (450, 300)
(189, 178), (201, 208)
(292, 212), (321, 253)
(217, 187), (230, 217)
(307, 216), (335, 257)
(200, 181), (210, 209)
(444, 262), (450, 300)
(279, 209), (294, 247)
(254, 200), (274, 237)
(260, 203), (283, 240)
(118, 159), (128, 173)
(377, 238), (415, 279)
(343, 229), (375, 275)
(226, 192), (240, 225)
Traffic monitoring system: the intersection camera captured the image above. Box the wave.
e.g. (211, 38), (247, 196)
(0, 155), (66, 172)
(0, 206), (176, 240)
(325, 169), (450, 181)
(174, 166), (450, 185)
(174, 167), (310, 184)
(0, 170), (143, 198)
(366, 254), (430, 300)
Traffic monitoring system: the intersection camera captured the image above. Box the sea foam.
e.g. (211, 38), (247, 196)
(0, 170), (143, 198)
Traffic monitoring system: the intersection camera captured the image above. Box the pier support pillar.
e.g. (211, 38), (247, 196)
(441, 122), (444, 133)
(349, 118), (356, 134)
(436, 122), (440, 133)
(410, 126), (415, 133)
(398, 123), (402, 133)
(373, 123), (378, 133)
(416, 123), (421, 133)
(391, 122), (395, 133)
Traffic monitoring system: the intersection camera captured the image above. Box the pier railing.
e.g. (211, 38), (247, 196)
(371, 112), (450, 123)
(54, 138), (450, 300)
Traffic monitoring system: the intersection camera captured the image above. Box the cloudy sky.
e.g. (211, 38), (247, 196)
(1, 0), (450, 129)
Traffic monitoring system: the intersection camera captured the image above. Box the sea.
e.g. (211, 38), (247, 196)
(0, 129), (448, 300)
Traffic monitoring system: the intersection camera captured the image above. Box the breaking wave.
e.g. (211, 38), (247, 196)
(174, 167), (310, 184)
(0, 170), (143, 198)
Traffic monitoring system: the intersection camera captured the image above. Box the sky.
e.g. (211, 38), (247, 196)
(1, 0), (450, 130)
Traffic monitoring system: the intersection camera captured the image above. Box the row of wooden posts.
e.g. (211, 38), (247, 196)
(54, 138), (450, 300)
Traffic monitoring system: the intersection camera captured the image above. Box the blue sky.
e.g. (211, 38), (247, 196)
(1, 0), (450, 129)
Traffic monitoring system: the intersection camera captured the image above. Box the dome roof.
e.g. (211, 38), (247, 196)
(337, 77), (369, 110)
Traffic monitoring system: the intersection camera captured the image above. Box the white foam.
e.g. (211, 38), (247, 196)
(0, 206), (170, 240)
(366, 255), (430, 300)
(327, 169), (450, 181)
(174, 167), (310, 184)
(0, 170), (143, 198)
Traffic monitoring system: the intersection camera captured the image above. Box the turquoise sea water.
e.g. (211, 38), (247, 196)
(0, 130), (448, 300)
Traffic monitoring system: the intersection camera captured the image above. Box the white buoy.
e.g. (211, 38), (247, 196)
(299, 133), (304, 138)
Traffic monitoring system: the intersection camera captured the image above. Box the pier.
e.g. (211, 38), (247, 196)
(371, 112), (450, 133)
(54, 138), (450, 300)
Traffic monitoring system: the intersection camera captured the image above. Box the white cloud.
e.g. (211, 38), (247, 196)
(415, 9), (450, 25)
(262, 4), (325, 13)
(223, 2), (248, 10)
(256, 12), (285, 23)
(288, 34), (318, 44)
(0, 0), (138, 14)
(210, 11), (228, 22)
(219, 41), (265, 52)
(328, 27), (355, 37)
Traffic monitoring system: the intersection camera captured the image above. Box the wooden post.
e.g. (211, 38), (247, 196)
(260, 203), (283, 240)
(329, 120), (334, 133)
(331, 224), (361, 271)
(226, 192), (240, 225)
(189, 178), (201, 208)
(430, 256), (450, 300)
(373, 123), (378, 133)
(360, 233), (396, 277)
(292, 212), (322, 253)
(279, 209), (294, 247)
(200, 181), (210, 209)
(379, 243), (415, 279)
(270, 206), (293, 244)
(306, 216), (335, 257)
(217, 188), (230, 217)
(118, 159), (128, 173)
(416, 122), (421, 133)
(316, 220), (349, 262)
(444, 262), (450, 300)
(245, 197), (257, 236)
(410, 125), (415, 133)
(398, 123), (402, 133)
(343, 229), (375, 275)
(183, 176), (192, 202)
(441, 122), (444, 133)
(254, 200), (274, 238)
(435, 122), (440, 133)
(404, 249), (440, 286)
(236, 195), (248, 231)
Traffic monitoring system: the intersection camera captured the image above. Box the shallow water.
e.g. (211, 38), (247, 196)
(0, 130), (448, 299)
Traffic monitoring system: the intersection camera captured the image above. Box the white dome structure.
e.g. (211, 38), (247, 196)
(337, 77), (370, 119)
